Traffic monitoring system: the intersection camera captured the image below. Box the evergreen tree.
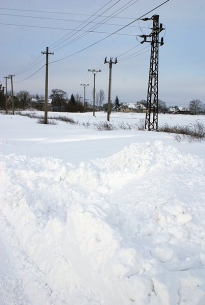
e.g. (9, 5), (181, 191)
(114, 95), (120, 107)
(70, 94), (76, 104)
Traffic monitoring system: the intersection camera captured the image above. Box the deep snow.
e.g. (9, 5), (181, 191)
(0, 111), (205, 305)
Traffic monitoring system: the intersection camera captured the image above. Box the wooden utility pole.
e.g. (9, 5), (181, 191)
(4, 76), (8, 114)
(8, 75), (15, 115)
(88, 69), (101, 116)
(104, 57), (117, 121)
(80, 84), (89, 109)
(41, 47), (54, 124)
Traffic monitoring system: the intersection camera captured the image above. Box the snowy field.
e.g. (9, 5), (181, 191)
(0, 111), (205, 305)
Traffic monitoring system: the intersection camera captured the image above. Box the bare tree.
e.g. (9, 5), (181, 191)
(16, 90), (31, 109)
(189, 99), (203, 115)
(99, 89), (105, 107)
(74, 93), (83, 103)
(50, 89), (67, 112)
(96, 92), (100, 107)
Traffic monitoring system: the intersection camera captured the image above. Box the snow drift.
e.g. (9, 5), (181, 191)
(1, 140), (205, 305)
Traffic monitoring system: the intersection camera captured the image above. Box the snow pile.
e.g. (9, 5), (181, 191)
(1, 140), (205, 305)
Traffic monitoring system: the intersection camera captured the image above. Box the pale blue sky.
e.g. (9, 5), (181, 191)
(0, 0), (204, 106)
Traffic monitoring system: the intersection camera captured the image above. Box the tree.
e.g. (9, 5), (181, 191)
(189, 99), (203, 115)
(114, 95), (120, 108)
(158, 99), (168, 113)
(66, 94), (84, 112)
(50, 89), (67, 110)
(69, 94), (76, 104)
(137, 99), (147, 107)
(0, 83), (5, 109)
(96, 92), (100, 107)
(99, 89), (105, 107)
(202, 103), (205, 115)
(33, 93), (40, 100)
(74, 93), (82, 103)
(16, 90), (31, 109)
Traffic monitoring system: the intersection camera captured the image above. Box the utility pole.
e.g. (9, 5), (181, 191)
(4, 76), (8, 114)
(139, 15), (164, 130)
(8, 75), (15, 115)
(80, 84), (89, 110)
(88, 69), (101, 116)
(41, 47), (54, 124)
(0, 83), (4, 112)
(104, 57), (117, 121)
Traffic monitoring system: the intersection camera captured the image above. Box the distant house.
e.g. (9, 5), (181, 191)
(119, 102), (146, 113)
(178, 107), (190, 114)
(30, 98), (52, 110)
(168, 106), (190, 114)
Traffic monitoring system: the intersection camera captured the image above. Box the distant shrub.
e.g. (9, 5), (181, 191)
(118, 122), (132, 130)
(16, 111), (78, 125)
(136, 119), (145, 130)
(37, 118), (57, 125)
(159, 122), (205, 141)
(51, 115), (77, 124)
(82, 121), (91, 129)
(16, 111), (43, 119)
(93, 122), (115, 131)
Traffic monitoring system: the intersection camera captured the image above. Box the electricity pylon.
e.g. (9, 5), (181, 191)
(140, 15), (164, 130)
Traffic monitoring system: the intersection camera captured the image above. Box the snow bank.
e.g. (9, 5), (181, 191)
(1, 141), (205, 305)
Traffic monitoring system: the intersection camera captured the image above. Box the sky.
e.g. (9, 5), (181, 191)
(0, 0), (205, 107)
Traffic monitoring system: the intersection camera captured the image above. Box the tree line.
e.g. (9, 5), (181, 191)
(0, 87), (204, 115)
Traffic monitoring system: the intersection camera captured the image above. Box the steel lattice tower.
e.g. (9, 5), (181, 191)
(140, 15), (164, 130)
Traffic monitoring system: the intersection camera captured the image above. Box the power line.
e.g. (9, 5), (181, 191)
(50, 0), (170, 65)
(0, 22), (138, 37)
(117, 43), (142, 58)
(0, 6), (143, 20)
(50, 0), (120, 50)
(13, 54), (44, 75)
(8, 0), (170, 85)
(53, 0), (139, 52)
(2, 1), (119, 80)
(14, 64), (45, 83)
(0, 13), (142, 28)
(119, 46), (150, 62)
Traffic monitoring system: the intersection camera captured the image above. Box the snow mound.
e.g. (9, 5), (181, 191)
(1, 141), (205, 305)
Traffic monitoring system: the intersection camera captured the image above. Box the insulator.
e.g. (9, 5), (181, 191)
(141, 18), (150, 21)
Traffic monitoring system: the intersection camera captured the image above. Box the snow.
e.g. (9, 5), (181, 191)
(0, 111), (205, 305)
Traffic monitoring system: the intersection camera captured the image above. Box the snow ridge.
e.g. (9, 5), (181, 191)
(1, 141), (205, 305)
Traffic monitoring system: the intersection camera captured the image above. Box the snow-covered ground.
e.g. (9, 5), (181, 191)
(0, 111), (205, 305)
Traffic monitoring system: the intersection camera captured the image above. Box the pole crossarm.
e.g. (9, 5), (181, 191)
(88, 69), (101, 116)
(104, 57), (117, 121)
(138, 15), (165, 131)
